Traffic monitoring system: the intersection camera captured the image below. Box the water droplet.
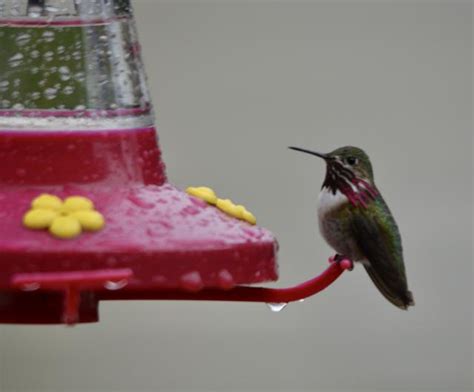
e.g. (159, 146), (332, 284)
(43, 51), (54, 62)
(62, 85), (74, 95)
(180, 271), (204, 292)
(15, 33), (31, 46)
(266, 303), (288, 312)
(74, 71), (85, 82)
(72, 51), (82, 61)
(8, 53), (23, 68)
(30, 50), (40, 59)
(104, 279), (128, 290)
(31, 91), (41, 100)
(42, 30), (55, 42)
(75, 104), (86, 110)
(28, 6), (41, 17)
(45, 5), (59, 13)
(58, 66), (71, 81)
(43, 87), (58, 100)
(21, 282), (40, 291)
(12, 103), (24, 110)
(217, 269), (235, 289)
(0, 80), (9, 92)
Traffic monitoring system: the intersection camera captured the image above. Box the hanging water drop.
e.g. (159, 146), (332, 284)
(266, 302), (288, 312)
(104, 279), (128, 290)
(21, 282), (40, 292)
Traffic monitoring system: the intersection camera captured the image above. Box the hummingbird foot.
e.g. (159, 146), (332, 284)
(328, 254), (354, 271)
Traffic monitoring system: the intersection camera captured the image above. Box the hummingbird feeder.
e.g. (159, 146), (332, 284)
(0, 0), (352, 325)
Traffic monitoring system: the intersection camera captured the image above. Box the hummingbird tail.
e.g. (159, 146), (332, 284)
(363, 265), (415, 310)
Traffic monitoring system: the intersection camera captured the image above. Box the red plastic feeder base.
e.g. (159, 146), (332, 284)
(0, 124), (353, 325)
(0, 126), (281, 324)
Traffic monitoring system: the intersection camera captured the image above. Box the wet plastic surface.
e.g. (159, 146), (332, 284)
(0, 127), (278, 324)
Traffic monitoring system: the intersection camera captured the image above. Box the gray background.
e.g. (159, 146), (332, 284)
(1, 1), (472, 391)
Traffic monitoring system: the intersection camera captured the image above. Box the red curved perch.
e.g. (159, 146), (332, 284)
(97, 259), (353, 303)
(10, 259), (352, 325)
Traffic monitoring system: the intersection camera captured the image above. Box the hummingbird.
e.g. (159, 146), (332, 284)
(289, 145), (414, 309)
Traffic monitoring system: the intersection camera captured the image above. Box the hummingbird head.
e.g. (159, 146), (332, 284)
(325, 146), (374, 181)
(289, 145), (378, 207)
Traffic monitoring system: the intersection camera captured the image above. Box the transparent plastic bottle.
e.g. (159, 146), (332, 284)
(0, 0), (164, 185)
(0, 0), (153, 127)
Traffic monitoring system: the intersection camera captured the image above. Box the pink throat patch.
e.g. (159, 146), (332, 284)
(339, 178), (378, 208)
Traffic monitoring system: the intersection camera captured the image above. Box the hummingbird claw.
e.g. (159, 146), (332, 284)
(339, 259), (354, 271)
(328, 254), (354, 271)
(328, 255), (338, 264)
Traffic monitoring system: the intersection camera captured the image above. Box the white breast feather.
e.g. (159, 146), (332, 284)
(318, 188), (348, 219)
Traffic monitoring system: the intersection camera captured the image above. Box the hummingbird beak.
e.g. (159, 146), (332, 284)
(288, 146), (329, 160)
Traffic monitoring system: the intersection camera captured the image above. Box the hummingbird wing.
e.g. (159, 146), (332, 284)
(350, 197), (414, 309)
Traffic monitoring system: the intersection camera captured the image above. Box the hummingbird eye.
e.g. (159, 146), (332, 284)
(346, 156), (358, 166)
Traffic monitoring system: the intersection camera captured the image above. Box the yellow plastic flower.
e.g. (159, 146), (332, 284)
(186, 186), (218, 205)
(241, 209), (257, 225)
(23, 194), (105, 239)
(187, 186), (257, 225)
(216, 200), (257, 225)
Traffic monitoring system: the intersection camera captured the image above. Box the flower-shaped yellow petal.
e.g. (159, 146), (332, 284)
(23, 194), (105, 239)
(71, 210), (105, 231)
(49, 216), (82, 239)
(216, 199), (244, 219)
(23, 209), (59, 229)
(187, 185), (257, 225)
(242, 209), (257, 225)
(235, 204), (257, 225)
(62, 196), (94, 212)
(186, 186), (218, 205)
(31, 194), (63, 211)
